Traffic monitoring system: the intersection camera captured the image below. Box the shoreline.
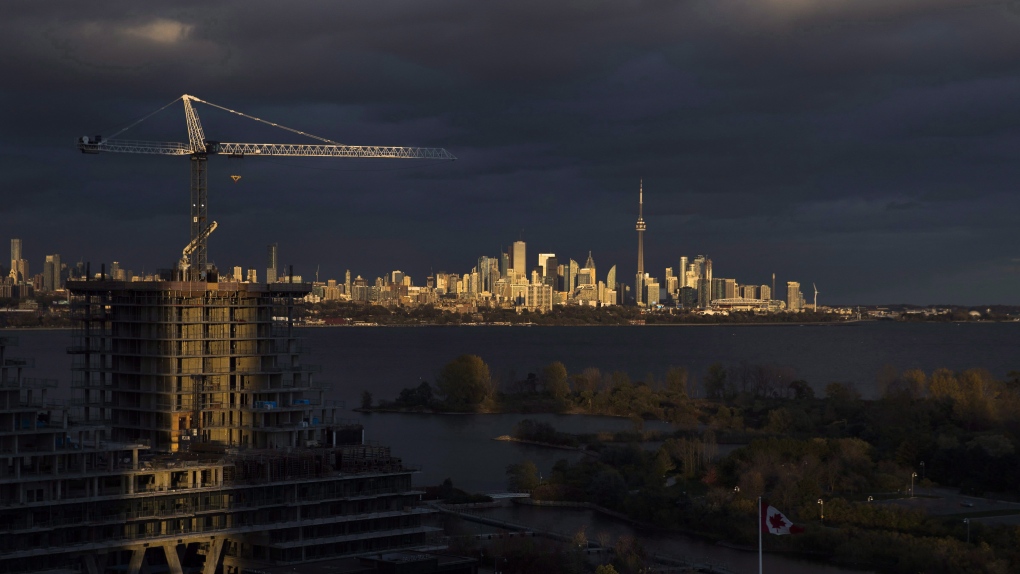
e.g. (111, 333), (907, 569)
(493, 435), (592, 453)
(6, 319), (1019, 332)
(283, 319), (1019, 328)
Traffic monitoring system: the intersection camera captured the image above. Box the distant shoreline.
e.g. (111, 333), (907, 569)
(5, 319), (1018, 332)
(290, 319), (1020, 328)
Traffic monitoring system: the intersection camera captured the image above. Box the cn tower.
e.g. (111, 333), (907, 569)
(635, 179), (646, 305)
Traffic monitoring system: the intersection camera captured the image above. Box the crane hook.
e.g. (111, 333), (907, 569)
(229, 153), (245, 183)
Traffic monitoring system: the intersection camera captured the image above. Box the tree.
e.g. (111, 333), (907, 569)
(571, 526), (588, 549)
(704, 363), (727, 399)
(360, 390), (372, 409)
(825, 381), (860, 401)
(583, 367), (607, 391)
(765, 408), (793, 433)
(929, 368), (960, 401)
(542, 361), (570, 399)
(436, 354), (492, 407)
(396, 380), (435, 407)
(506, 460), (540, 492)
(665, 366), (689, 398)
(788, 380), (814, 400)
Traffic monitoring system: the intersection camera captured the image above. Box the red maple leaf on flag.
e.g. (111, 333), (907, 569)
(768, 513), (788, 531)
(761, 501), (804, 535)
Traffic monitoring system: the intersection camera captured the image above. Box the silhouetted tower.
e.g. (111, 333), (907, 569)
(635, 180), (647, 305)
(267, 243), (278, 284)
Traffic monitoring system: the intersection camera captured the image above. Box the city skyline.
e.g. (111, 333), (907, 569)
(0, 233), (827, 313)
(2, 4), (1019, 305)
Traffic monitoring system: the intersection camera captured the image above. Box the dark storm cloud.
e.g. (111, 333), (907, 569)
(1, 1), (1019, 303)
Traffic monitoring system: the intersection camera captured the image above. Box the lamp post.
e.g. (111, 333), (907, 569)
(817, 499), (824, 524)
(911, 472), (917, 498)
(963, 518), (970, 544)
(734, 486), (740, 494)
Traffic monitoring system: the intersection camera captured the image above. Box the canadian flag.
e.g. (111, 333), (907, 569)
(761, 501), (804, 535)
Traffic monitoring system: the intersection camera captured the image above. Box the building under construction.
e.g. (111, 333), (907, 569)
(0, 278), (441, 574)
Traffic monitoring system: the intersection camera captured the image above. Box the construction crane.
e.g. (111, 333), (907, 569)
(179, 220), (218, 280)
(77, 94), (455, 277)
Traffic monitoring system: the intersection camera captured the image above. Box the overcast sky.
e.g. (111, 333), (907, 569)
(1, 1), (1018, 305)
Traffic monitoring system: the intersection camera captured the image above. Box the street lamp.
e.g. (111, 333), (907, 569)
(867, 496), (873, 502)
(733, 486), (740, 493)
(911, 472), (917, 498)
(963, 518), (970, 544)
(817, 499), (824, 523)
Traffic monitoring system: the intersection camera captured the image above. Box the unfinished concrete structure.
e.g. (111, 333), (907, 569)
(69, 280), (337, 452)
(0, 280), (438, 574)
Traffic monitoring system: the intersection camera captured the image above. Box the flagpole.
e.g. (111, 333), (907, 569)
(758, 497), (763, 574)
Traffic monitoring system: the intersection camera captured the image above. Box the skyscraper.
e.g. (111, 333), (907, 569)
(538, 253), (556, 277)
(43, 254), (61, 291)
(512, 240), (527, 277)
(679, 256), (689, 288)
(579, 251), (596, 286)
(543, 255), (559, 289)
(787, 281), (804, 311)
(696, 256), (712, 308)
(267, 243), (278, 284)
(645, 276), (660, 306)
(665, 268), (678, 299)
(635, 180), (646, 305)
(9, 238), (25, 284)
(566, 259), (579, 294)
(606, 264), (617, 305)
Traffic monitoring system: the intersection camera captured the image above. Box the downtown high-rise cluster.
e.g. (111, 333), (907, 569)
(298, 182), (809, 313)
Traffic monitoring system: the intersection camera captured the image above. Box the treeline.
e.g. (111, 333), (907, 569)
(373, 354), (707, 422)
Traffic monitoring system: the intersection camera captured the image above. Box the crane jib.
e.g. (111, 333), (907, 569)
(76, 138), (455, 160)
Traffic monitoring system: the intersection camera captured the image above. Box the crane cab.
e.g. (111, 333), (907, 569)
(78, 135), (102, 154)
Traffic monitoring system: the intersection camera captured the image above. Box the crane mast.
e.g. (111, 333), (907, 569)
(78, 94), (455, 277)
(179, 221), (218, 280)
